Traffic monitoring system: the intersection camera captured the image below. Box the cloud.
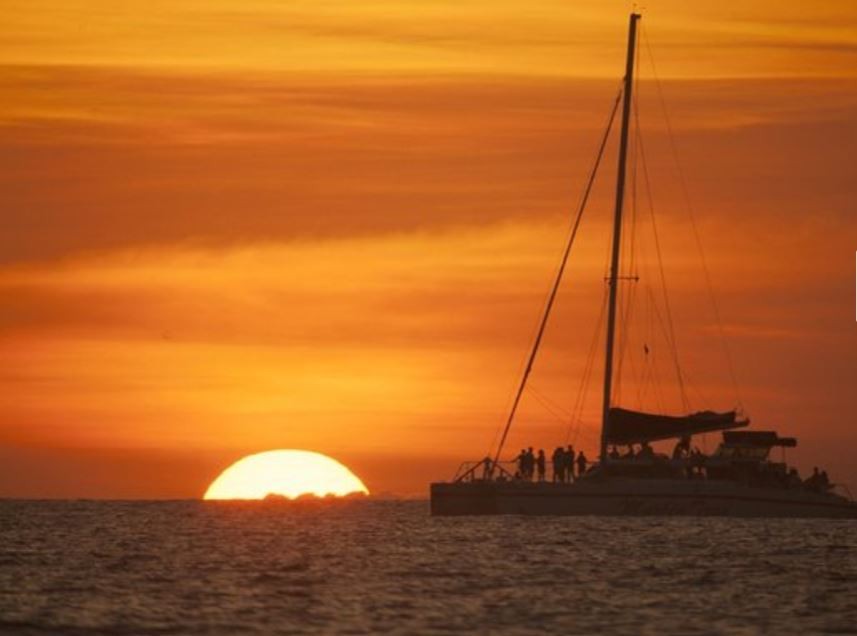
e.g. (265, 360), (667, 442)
(1, 64), (856, 264)
(0, 211), (851, 467)
(1, 0), (856, 495)
(2, 1), (856, 77)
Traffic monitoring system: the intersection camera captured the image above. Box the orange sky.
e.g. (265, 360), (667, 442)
(1, 1), (856, 497)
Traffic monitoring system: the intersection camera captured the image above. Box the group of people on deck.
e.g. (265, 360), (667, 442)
(806, 467), (833, 492)
(514, 447), (588, 482)
(608, 441), (659, 460)
(499, 438), (836, 495)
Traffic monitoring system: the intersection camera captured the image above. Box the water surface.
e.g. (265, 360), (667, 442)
(1, 500), (855, 634)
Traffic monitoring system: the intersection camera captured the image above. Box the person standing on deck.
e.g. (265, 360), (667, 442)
(552, 447), (565, 482)
(565, 446), (576, 482)
(576, 451), (588, 479)
(672, 436), (690, 460)
(481, 456), (493, 480)
(515, 449), (526, 479)
(525, 447), (535, 480)
(536, 450), (546, 481)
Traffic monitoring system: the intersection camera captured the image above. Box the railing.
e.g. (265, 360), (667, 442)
(834, 483), (855, 502)
(450, 457), (856, 500)
(453, 459), (517, 483)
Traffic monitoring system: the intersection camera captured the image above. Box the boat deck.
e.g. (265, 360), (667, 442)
(430, 477), (857, 518)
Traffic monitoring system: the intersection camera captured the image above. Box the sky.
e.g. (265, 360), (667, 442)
(1, 0), (856, 498)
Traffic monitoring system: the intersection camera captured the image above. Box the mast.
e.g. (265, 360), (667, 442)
(600, 13), (640, 463)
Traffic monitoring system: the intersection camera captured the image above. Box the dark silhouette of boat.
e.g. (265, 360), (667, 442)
(430, 13), (857, 518)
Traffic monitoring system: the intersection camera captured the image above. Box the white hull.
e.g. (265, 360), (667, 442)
(430, 478), (857, 518)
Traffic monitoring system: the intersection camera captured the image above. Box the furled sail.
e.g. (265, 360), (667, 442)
(606, 407), (747, 445)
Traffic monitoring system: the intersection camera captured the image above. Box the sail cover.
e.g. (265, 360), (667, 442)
(606, 407), (747, 445)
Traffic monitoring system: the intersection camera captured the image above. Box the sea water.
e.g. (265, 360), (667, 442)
(1, 500), (855, 634)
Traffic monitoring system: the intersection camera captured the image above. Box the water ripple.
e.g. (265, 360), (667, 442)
(0, 500), (854, 634)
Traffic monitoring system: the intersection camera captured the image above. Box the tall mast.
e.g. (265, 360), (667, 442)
(600, 13), (640, 463)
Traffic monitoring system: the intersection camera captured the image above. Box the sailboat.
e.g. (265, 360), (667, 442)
(430, 13), (857, 518)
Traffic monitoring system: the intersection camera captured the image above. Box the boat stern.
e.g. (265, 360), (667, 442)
(430, 480), (500, 516)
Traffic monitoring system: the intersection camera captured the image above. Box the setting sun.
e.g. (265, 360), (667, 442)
(203, 450), (369, 500)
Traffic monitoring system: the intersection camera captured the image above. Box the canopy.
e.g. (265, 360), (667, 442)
(722, 431), (796, 448)
(606, 407), (747, 445)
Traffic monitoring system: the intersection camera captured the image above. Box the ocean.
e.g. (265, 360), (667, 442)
(1, 500), (855, 634)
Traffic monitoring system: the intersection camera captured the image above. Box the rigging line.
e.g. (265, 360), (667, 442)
(485, 371), (525, 457)
(635, 215), (656, 409)
(615, 276), (639, 403)
(619, 97), (648, 410)
(615, 63), (643, 405)
(567, 364), (601, 448)
(636, 108), (690, 411)
(573, 290), (609, 422)
(682, 367), (712, 411)
(621, 304), (642, 407)
(640, 285), (664, 411)
(637, 349), (655, 409)
(527, 384), (572, 419)
(566, 287), (609, 444)
(572, 427), (600, 448)
(486, 229), (576, 451)
(623, 77), (644, 396)
(636, 285), (652, 408)
(527, 387), (572, 425)
(645, 280), (690, 412)
(485, 304), (548, 455)
(568, 290), (609, 444)
(642, 27), (743, 411)
(644, 287), (667, 413)
(491, 86), (623, 468)
(571, 420), (602, 449)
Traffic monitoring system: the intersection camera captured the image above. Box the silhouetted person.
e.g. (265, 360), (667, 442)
(516, 449), (527, 479)
(525, 447), (535, 481)
(687, 447), (705, 478)
(481, 456), (493, 480)
(820, 470), (831, 490)
(576, 451), (588, 478)
(672, 436), (690, 460)
(806, 467), (821, 491)
(623, 445), (636, 459)
(567, 446), (577, 482)
(609, 445), (620, 460)
(536, 450), (546, 481)
(552, 447), (565, 482)
(639, 441), (654, 459)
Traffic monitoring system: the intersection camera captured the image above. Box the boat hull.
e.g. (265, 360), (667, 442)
(430, 478), (857, 518)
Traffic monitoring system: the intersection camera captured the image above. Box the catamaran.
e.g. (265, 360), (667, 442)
(430, 13), (857, 518)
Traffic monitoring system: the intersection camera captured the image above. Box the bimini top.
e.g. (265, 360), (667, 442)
(722, 431), (797, 448)
(606, 407), (748, 445)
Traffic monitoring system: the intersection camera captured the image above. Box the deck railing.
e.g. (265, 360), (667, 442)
(452, 459), (517, 483)
(834, 483), (855, 502)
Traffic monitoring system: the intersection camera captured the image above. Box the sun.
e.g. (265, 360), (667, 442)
(203, 449), (369, 500)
